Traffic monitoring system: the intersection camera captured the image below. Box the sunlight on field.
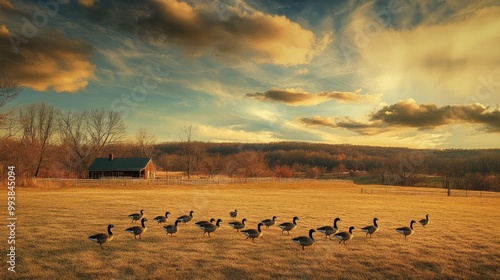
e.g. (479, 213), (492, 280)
(3, 182), (500, 279)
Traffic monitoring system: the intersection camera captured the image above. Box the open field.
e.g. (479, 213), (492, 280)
(2, 181), (500, 279)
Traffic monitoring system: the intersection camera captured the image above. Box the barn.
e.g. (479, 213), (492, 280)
(88, 154), (156, 179)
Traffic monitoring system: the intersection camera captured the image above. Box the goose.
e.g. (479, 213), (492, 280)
(334, 226), (355, 245)
(229, 209), (238, 219)
(241, 223), (264, 242)
(88, 224), (114, 249)
(199, 219), (222, 237)
(153, 211), (170, 225)
(177, 211), (194, 224)
(396, 220), (416, 239)
(292, 229), (316, 250)
(317, 217), (341, 239)
(129, 209), (144, 223)
(228, 218), (247, 232)
(261, 216), (277, 229)
(163, 220), (180, 236)
(360, 218), (379, 238)
(278, 216), (299, 235)
(419, 214), (429, 227)
(195, 218), (216, 229)
(125, 218), (147, 239)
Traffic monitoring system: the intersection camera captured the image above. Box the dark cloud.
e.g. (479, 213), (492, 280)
(300, 99), (500, 134)
(0, 25), (94, 92)
(300, 116), (336, 127)
(299, 116), (383, 135)
(246, 88), (380, 106)
(77, 0), (330, 65)
(371, 99), (500, 132)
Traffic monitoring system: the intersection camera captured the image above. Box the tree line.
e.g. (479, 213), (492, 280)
(155, 141), (500, 192)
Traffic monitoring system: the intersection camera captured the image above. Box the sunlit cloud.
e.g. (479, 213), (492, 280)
(78, 0), (331, 65)
(197, 124), (281, 143)
(300, 99), (500, 134)
(0, 25), (94, 93)
(246, 88), (381, 106)
(342, 2), (500, 102)
(371, 99), (500, 132)
(0, 0), (14, 10)
(299, 116), (385, 135)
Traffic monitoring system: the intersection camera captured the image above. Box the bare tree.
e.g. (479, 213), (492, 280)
(59, 108), (126, 178)
(235, 151), (269, 177)
(136, 128), (156, 158)
(18, 103), (58, 177)
(0, 73), (21, 110)
(440, 158), (454, 196)
(157, 154), (179, 172)
(181, 125), (197, 179)
(85, 108), (126, 152)
(201, 153), (223, 179)
(0, 73), (21, 140)
(224, 155), (239, 178)
(59, 110), (89, 176)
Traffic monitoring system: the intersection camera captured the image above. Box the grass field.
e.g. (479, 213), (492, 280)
(3, 181), (500, 279)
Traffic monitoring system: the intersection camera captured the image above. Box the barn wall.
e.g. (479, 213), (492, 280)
(143, 161), (156, 179)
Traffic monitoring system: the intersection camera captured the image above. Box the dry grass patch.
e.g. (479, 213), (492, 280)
(2, 182), (499, 279)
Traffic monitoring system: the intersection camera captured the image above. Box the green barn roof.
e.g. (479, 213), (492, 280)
(88, 158), (152, 171)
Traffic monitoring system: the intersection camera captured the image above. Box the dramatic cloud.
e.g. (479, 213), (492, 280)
(80, 0), (331, 65)
(0, 0), (14, 10)
(300, 116), (383, 135)
(0, 25), (94, 92)
(300, 99), (500, 134)
(371, 99), (500, 132)
(246, 88), (380, 106)
(342, 2), (500, 103)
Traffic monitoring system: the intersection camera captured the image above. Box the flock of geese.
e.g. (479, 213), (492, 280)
(88, 210), (430, 250)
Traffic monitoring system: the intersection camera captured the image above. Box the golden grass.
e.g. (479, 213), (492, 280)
(3, 182), (500, 279)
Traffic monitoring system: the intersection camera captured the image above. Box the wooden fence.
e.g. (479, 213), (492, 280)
(360, 187), (500, 198)
(34, 177), (353, 187)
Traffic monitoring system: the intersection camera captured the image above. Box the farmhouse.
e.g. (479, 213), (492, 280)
(88, 154), (156, 179)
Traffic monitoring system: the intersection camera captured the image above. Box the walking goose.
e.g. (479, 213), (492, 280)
(229, 209), (238, 219)
(199, 219), (222, 237)
(163, 220), (180, 236)
(241, 223), (264, 242)
(129, 209), (144, 223)
(360, 218), (379, 238)
(88, 224), (114, 249)
(278, 216), (299, 235)
(419, 214), (429, 227)
(153, 211), (170, 225)
(229, 218), (247, 232)
(317, 217), (341, 239)
(195, 218), (216, 229)
(396, 220), (416, 239)
(334, 226), (355, 245)
(261, 216), (277, 229)
(292, 229), (316, 250)
(177, 211), (194, 224)
(125, 218), (147, 239)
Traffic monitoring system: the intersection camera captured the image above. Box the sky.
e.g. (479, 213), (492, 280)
(1, 0), (499, 149)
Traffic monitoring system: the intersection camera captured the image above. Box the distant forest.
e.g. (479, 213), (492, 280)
(0, 103), (498, 192)
(154, 141), (500, 192)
